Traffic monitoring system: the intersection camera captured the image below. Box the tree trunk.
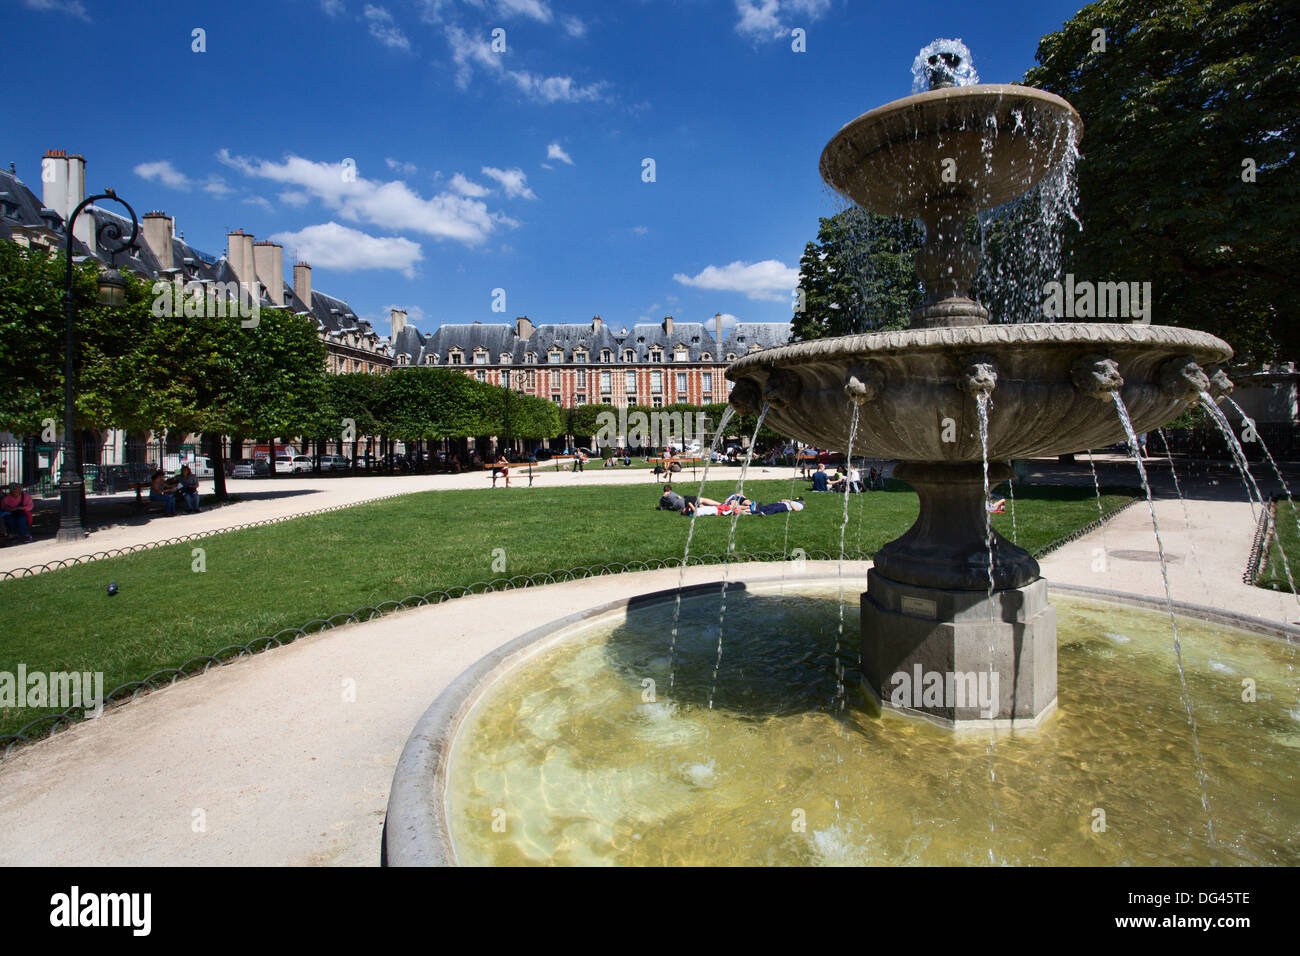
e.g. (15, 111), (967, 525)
(210, 433), (228, 500)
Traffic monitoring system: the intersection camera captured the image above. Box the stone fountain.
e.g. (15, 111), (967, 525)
(725, 44), (1233, 727)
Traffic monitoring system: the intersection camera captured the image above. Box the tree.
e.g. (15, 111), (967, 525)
(791, 207), (923, 340)
(1024, 0), (1300, 365)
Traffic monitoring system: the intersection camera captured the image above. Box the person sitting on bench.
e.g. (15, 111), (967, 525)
(1, 483), (34, 542)
(492, 455), (511, 488)
(149, 469), (178, 516)
(177, 465), (201, 513)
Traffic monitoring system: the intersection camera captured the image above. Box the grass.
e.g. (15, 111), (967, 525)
(1258, 500), (1300, 591)
(0, 478), (1133, 740)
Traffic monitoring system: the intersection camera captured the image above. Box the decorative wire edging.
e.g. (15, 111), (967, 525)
(0, 491), (415, 580)
(1027, 493), (1142, 560)
(0, 492), (1142, 757)
(1245, 494), (1282, 587)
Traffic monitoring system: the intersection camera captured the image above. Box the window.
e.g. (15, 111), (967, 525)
(425, 354), (436, 365)
(601, 349), (613, 362)
(574, 349), (588, 363)
(575, 394), (587, 405)
(473, 350), (487, 365)
(476, 370), (486, 381)
(623, 349), (636, 363)
(449, 349), (463, 365)
(652, 397), (663, 408)
(651, 370), (663, 394)
(500, 353), (512, 364)
(625, 371), (636, 393)
(649, 348), (663, 363)
(502, 370), (511, 387)
(701, 352), (712, 362)
(703, 372), (713, 392)
(726, 353), (736, 361)
(525, 352), (536, 363)
(551, 393), (562, 405)
(600, 371), (611, 393)
(676, 372), (687, 395)
(548, 350), (563, 364)
(674, 346), (688, 362)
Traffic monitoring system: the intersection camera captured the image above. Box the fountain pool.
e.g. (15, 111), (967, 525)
(434, 581), (1299, 866)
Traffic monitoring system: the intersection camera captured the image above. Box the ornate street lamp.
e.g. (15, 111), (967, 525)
(58, 189), (138, 542)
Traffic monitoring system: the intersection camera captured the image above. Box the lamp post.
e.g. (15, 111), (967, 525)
(58, 189), (139, 542)
(502, 370), (512, 456)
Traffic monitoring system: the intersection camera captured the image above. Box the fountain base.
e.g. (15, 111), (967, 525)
(860, 569), (1058, 727)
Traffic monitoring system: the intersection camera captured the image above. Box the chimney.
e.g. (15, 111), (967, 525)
(64, 154), (88, 254)
(253, 240), (284, 306)
(664, 314), (674, 337)
(516, 315), (534, 340)
(592, 315), (602, 333)
(142, 212), (175, 271)
(294, 261), (312, 307)
(391, 308), (407, 337)
(227, 231), (246, 284)
(241, 232), (257, 299)
(42, 150), (91, 253)
(714, 312), (723, 346)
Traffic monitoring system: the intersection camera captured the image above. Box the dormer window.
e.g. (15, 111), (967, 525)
(548, 348), (563, 365)
(649, 348), (663, 363)
(449, 348), (464, 365)
(601, 349), (612, 362)
(623, 349), (636, 363)
(397, 354), (408, 365)
(525, 352), (537, 364)
(701, 352), (712, 362)
(574, 348), (588, 363)
(500, 353), (512, 364)
(726, 352), (737, 361)
(473, 348), (488, 365)
(674, 346), (688, 362)
(425, 354), (436, 365)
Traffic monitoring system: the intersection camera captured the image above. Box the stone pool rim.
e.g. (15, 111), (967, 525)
(381, 573), (1300, 867)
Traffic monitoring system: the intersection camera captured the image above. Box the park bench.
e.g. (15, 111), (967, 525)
(487, 464), (536, 487)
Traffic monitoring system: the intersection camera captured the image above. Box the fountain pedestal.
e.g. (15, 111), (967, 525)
(860, 462), (1057, 726)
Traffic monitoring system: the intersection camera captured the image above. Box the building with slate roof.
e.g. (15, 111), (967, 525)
(389, 312), (791, 409)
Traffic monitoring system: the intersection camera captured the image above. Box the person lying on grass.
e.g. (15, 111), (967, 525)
(680, 497), (804, 517)
(657, 483), (721, 513)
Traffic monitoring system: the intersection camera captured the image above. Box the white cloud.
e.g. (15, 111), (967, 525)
(363, 4), (411, 51)
(481, 166), (536, 199)
(735, 0), (829, 41)
(561, 14), (586, 37)
(319, 0), (345, 16)
(270, 222), (423, 278)
(134, 160), (231, 196)
(21, 0), (89, 20)
(449, 173), (489, 197)
(385, 157), (418, 175)
(134, 160), (191, 190)
(444, 24), (604, 102)
(546, 142), (574, 165)
(713, 312), (742, 336)
(673, 259), (799, 302)
(279, 190), (311, 207)
(218, 148), (501, 244)
(242, 196), (273, 210)
(631, 225), (648, 236)
(496, 0), (551, 21)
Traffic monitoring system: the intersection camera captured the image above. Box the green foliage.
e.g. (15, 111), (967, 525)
(1024, 0), (1300, 364)
(791, 207), (924, 340)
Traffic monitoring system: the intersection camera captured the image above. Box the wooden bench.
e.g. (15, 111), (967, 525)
(488, 465), (536, 488)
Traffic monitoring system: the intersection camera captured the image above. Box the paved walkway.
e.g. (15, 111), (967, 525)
(0, 455), (1291, 864)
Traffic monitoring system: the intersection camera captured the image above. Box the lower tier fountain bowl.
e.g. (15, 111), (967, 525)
(724, 323), (1232, 461)
(386, 578), (1300, 866)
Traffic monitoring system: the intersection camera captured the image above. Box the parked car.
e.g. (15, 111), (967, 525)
(319, 454), (349, 472)
(289, 455), (313, 473)
(231, 461), (261, 479)
(274, 456), (295, 474)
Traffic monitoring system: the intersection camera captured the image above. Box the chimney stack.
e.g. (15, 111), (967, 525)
(42, 150), (90, 253)
(664, 314), (674, 337)
(241, 232), (257, 299)
(142, 212), (175, 271)
(253, 240), (284, 306)
(592, 315), (602, 333)
(293, 261), (312, 307)
(391, 308), (407, 337)
(515, 315), (534, 340)
(714, 311), (723, 346)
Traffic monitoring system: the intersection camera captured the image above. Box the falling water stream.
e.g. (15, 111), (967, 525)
(707, 406), (769, 710)
(1154, 427), (1208, 592)
(1225, 396), (1300, 541)
(667, 405), (736, 689)
(835, 405), (862, 714)
(1112, 393), (1216, 845)
(975, 393), (1000, 862)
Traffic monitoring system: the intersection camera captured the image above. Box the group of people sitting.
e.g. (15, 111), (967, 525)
(657, 484), (805, 517)
(149, 465), (202, 516)
(808, 463), (885, 493)
(1, 483), (35, 544)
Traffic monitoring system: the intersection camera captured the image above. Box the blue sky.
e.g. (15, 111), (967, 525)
(7, 0), (1084, 336)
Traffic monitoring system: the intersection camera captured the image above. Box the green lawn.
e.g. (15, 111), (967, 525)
(1257, 500), (1300, 592)
(0, 479), (1133, 741)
